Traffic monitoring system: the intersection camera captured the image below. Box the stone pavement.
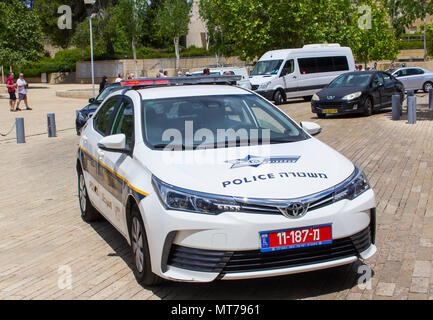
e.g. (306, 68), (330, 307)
(0, 85), (433, 300)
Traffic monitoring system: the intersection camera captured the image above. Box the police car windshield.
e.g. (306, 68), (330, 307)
(250, 60), (283, 76)
(142, 94), (309, 150)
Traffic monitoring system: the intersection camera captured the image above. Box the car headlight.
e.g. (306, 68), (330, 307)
(152, 176), (241, 215)
(312, 93), (320, 101)
(258, 81), (271, 90)
(333, 166), (370, 202)
(342, 91), (362, 101)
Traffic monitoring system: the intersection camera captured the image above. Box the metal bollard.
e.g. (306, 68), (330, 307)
(392, 95), (401, 120)
(429, 89), (433, 110)
(16, 117), (25, 144)
(47, 113), (56, 138)
(407, 96), (417, 124)
(407, 90), (414, 97)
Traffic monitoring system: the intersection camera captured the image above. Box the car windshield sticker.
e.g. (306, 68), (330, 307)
(226, 155), (301, 169)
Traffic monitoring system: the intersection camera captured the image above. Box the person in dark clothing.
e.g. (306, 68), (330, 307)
(99, 76), (108, 94)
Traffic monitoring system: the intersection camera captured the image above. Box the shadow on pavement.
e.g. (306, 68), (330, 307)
(90, 219), (374, 300)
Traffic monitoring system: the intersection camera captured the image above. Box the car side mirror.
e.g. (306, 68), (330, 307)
(301, 121), (322, 136)
(98, 134), (130, 153)
(89, 98), (96, 104)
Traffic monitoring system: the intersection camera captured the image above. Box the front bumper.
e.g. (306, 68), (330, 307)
(253, 89), (274, 101)
(140, 189), (377, 283)
(311, 98), (365, 115)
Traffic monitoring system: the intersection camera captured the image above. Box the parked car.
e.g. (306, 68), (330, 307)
(75, 83), (122, 135)
(250, 44), (356, 105)
(386, 67), (433, 93)
(77, 76), (376, 285)
(191, 68), (251, 89)
(311, 71), (405, 118)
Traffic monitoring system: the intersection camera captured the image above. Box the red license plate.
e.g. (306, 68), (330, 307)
(260, 224), (333, 252)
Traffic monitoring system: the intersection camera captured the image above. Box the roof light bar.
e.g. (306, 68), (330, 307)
(120, 75), (242, 87)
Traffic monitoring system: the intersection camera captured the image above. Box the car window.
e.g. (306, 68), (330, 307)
(250, 60), (283, 76)
(96, 85), (121, 103)
(93, 97), (120, 136)
(372, 74), (384, 87)
(142, 94), (308, 149)
(328, 73), (372, 87)
(382, 73), (393, 84)
(281, 60), (294, 77)
(110, 98), (134, 149)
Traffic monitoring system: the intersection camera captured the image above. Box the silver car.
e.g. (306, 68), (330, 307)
(387, 67), (433, 93)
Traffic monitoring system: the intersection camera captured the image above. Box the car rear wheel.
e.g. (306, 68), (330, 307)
(130, 206), (162, 286)
(423, 81), (433, 93)
(78, 170), (101, 222)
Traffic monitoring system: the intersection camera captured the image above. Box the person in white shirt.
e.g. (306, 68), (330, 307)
(115, 74), (123, 83)
(16, 73), (31, 111)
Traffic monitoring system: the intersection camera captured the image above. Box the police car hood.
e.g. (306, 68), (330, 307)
(141, 138), (355, 199)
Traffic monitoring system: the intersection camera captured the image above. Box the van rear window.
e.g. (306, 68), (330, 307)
(298, 56), (349, 74)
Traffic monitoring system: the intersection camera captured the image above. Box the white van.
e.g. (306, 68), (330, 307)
(250, 44), (356, 104)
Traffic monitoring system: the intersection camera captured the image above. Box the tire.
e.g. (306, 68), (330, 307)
(303, 96), (313, 102)
(273, 90), (284, 105)
(363, 97), (374, 116)
(78, 170), (101, 222)
(130, 206), (162, 286)
(317, 113), (326, 119)
(423, 81), (433, 93)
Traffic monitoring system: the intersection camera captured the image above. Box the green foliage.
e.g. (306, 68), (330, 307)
(155, 0), (192, 41)
(0, 0), (44, 67)
(384, 0), (433, 37)
(199, 0), (399, 64)
(33, 0), (88, 49)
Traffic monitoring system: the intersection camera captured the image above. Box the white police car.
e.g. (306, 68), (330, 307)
(76, 76), (376, 285)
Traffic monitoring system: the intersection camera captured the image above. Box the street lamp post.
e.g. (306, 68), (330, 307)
(84, 0), (96, 97)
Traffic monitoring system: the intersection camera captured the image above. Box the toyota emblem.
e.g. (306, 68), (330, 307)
(278, 202), (309, 219)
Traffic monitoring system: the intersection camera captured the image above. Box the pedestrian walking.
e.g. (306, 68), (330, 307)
(6, 72), (17, 112)
(16, 73), (32, 111)
(99, 76), (108, 94)
(371, 62), (378, 71)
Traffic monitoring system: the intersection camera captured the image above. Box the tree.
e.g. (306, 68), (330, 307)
(0, 0), (44, 68)
(33, 0), (88, 49)
(383, 0), (433, 37)
(156, 0), (192, 71)
(349, 1), (400, 67)
(111, 0), (149, 76)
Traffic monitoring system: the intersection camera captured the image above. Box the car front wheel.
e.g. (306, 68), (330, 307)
(273, 90), (284, 105)
(363, 97), (374, 116)
(130, 206), (162, 286)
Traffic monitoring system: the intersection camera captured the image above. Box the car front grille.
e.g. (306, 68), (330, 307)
(234, 191), (335, 215)
(166, 225), (373, 275)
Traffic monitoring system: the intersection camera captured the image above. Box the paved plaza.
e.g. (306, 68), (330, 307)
(0, 84), (433, 300)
